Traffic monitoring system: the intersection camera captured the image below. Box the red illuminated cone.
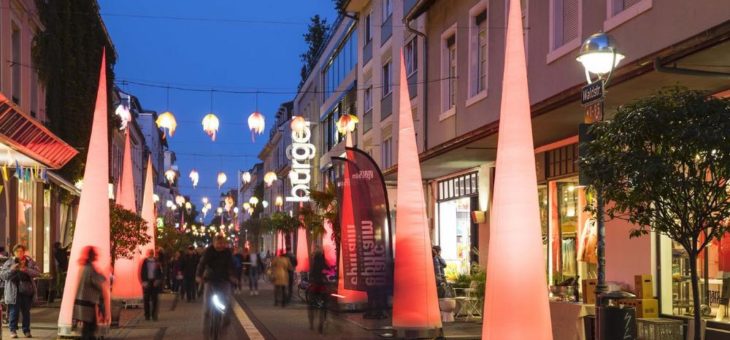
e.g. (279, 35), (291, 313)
(140, 157), (156, 257)
(391, 52), (441, 333)
(111, 129), (143, 300)
(482, 0), (553, 339)
(58, 50), (112, 335)
(295, 227), (310, 272)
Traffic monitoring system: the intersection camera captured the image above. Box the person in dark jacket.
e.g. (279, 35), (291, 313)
(0, 244), (40, 338)
(307, 249), (328, 334)
(53, 242), (69, 294)
(285, 248), (297, 303)
(180, 245), (199, 302)
(140, 249), (162, 321)
(196, 235), (235, 337)
(73, 247), (107, 340)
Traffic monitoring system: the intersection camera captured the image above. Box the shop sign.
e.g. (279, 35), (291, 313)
(286, 121), (315, 202)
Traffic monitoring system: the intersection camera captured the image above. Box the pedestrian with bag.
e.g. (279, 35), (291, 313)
(0, 244), (40, 338)
(271, 250), (292, 307)
(140, 249), (162, 321)
(73, 246), (108, 340)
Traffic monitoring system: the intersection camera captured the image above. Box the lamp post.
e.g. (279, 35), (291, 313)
(576, 31), (624, 326)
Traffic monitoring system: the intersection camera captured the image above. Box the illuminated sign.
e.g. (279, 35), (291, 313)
(287, 121), (315, 202)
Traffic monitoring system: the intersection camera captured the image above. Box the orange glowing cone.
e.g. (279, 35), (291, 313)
(141, 157), (157, 256)
(482, 0), (552, 339)
(58, 50), (112, 335)
(323, 219), (337, 267)
(112, 129), (143, 300)
(391, 51), (441, 334)
(295, 227), (309, 272)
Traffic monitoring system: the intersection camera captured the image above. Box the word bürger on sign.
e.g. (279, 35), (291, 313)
(286, 121), (315, 202)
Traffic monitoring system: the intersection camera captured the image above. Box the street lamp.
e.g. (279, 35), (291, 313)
(576, 32), (624, 306)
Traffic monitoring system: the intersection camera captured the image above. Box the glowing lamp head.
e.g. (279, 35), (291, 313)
(275, 196), (283, 207)
(233, 207), (239, 214)
(217, 172), (227, 189)
(202, 113), (220, 141)
(242, 172), (251, 184)
(202, 197), (209, 205)
(164, 169), (177, 184)
(217, 207), (223, 215)
(336, 114), (359, 135)
(171, 205), (177, 211)
(248, 111), (265, 135)
(242, 202), (251, 210)
(262, 200), (269, 209)
(264, 171), (277, 187)
(156, 111), (177, 138)
(576, 32), (624, 76)
(153, 194), (160, 203)
(249, 196), (259, 206)
(185, 202), (192, 210)
(189, 169), (199, 188)
(166, 200), (174, 208)
(115, 104), (132, 130)
(290, 115), (307, 134)
(175, 195), (185, 207)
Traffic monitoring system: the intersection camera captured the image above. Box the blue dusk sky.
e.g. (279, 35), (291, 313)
(98, 1), (338, 221)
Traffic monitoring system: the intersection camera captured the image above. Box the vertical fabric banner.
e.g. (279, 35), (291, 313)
(332, 148), (392, 291)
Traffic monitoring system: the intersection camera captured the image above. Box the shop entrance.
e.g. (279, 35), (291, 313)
(435, 172), (478, 276)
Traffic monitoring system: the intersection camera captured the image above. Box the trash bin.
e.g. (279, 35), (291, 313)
(597, 291), (637, 340)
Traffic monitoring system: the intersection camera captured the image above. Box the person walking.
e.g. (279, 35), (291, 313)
(246, 247), (261, 296)
(284, 248), (297, 304)
(0, 244), (40, 338)
(171, 251), (184, 299)
(140, 249), (162, 321)
(271, 250), (292, 307)
(232, 249), (244, 293)
(73, 247), (107, 340)
(181, 246), (199, 302)
(307, 248), (328, 334)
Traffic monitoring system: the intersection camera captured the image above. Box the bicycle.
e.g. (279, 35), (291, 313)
(297, 273), (310, 303)
(206, 284), (229, 340)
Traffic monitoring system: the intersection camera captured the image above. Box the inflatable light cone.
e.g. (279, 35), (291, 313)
(391, 52), (441, 334)
(58, 50), (112, 335)
(295, 227), (310, 272)
(111, 129), (143, 300)
(141, 157), (156, 257)
(482, 0), (553, 339)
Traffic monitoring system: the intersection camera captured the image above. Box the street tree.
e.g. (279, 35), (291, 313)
(580, 87), (730, 340)
(299, 15), (329, 87)
(110, 203), (151, 267)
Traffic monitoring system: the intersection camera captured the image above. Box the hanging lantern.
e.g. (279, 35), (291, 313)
(290, 115), (307, 134)
(275, 196), (283, 208)
(166, 200), (174, 208)
(262, 200), (269, 209)
(248, 111), (265, 139)
(242, 172), (251, 184)
(171, 205), (177, 211)
(156, 111), (177, 137)
(233, 207), (239, 214)
(175, 195), (185, 207)
(264, 171), (277, 187)
(243, 202), (251, 210)
(217, 207), (223, 215)
(202, 113), (220, 141)
(185, 202), (192, 210)
(189, 169), (199, 188)
(115, 104), (132, 130)
(249, 196), (259, 206)
(217, 172), (227, 189)
(337, 114), (359, 135)
(247, 208), (254, 215)
(202, 197), (209, 205)
(164, 169), (177, 184)
(224, 196), (234, 212)
(153, 194), (160, 203)
(206, 203), (212, 210)
(202, 207), (209, 217)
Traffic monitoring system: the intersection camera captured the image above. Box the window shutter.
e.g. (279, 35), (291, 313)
(561, 0), (579, 44)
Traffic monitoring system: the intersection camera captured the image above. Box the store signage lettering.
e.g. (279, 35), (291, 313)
(287, 121), (315, 202)
(344, 220), (387, 287)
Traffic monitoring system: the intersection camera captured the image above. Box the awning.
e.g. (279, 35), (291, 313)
(0, 93), (78, 169)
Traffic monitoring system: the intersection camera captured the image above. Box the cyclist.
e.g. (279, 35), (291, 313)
(196, 235), (236, 339)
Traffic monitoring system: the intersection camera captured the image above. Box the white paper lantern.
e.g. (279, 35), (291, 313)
(202, 113), (220, 141)
(189, 169), (199, 188)
(248, 111), (265, 137)
(165, 169), (177, 184)
(156, 111), (177, 137)
(242, 172), (251, 184)
(264, 171), (277, 187)
(217, 172), (227, 189)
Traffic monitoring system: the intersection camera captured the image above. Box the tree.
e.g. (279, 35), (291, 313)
(297, 182), (339, 261)
(110, 204), (151, 267)
(299, 15), (329, 87)
(332, 0), (348, 15)
(580, 87), (730, 340)
(33, 0), (118, 182)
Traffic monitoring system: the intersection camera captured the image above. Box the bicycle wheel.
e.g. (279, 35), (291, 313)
(298, 284), (308, 303)
(209, 311), (221, 340)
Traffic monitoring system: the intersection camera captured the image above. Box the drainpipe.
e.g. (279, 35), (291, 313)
(405, 12), (429, 151)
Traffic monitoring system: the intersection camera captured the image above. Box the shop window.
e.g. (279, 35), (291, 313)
(17, 179), (35, 256)
(43, 189), (50, 273)
(437, 173), (479, 276)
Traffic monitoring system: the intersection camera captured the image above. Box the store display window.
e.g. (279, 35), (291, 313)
(17, 179), (35, 256)
(436, 173), (478, 277)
